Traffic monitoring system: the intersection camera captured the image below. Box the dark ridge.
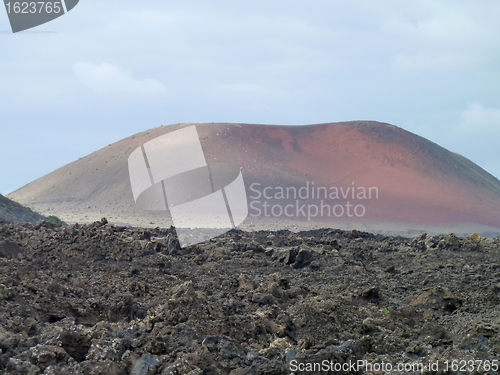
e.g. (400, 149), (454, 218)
(0, 193), (46, 223)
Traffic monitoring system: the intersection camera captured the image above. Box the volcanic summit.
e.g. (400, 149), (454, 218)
(7, 121), (500, 235)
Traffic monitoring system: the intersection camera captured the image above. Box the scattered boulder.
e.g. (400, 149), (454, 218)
(0, 240), (23, 258)
(131, 353), (160, 375)
(408, 286), (462, 313)
(271, 247), (317, 269)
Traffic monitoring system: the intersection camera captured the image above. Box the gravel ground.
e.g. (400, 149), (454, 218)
(1, 218), (500, 374)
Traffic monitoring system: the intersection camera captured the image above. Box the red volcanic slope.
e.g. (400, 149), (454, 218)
(195, 122), (500, 228)
(7, 121), (500, 233)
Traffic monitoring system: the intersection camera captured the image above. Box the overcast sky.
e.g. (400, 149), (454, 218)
(1, 0), (500, 195)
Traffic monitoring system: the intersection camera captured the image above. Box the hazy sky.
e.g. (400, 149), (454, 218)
(1, 0), (500, 195)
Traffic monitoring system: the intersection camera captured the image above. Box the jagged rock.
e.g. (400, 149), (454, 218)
(0, 240), (23, 258)
(131, 353), (160, 375)
(0, 222), (498, 374)
(408, 286), (462, 313)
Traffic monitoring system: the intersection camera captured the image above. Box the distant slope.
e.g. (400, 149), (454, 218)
(7, 121), (500, 235)
(0, 193), (46, 223)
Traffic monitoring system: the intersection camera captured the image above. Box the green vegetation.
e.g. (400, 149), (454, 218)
(44, 215), (67, 226)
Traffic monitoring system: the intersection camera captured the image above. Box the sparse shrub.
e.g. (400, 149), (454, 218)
(44, 215), (67, 226)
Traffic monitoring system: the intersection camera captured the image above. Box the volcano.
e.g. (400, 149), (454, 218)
(7, 121), (500, 235)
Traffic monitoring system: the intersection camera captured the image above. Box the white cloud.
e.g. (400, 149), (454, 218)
(72, 62), (168, 97)
(459, 102), (500, 133)
(408, 102), (500, 179)
(440, 102), (500, 178)
(372, 0), (500, 72)
(392, 53), (479, 72)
